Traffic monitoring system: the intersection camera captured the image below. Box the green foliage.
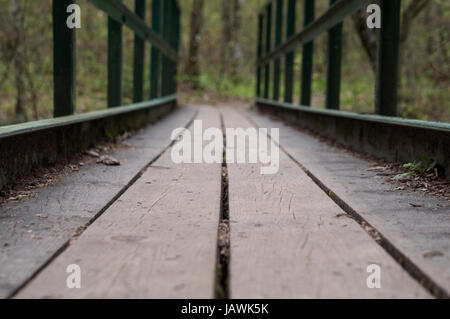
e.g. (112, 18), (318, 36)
(179, 0), (450, 123)
(0, 0), (449, 125)
(181, 72), (255, 102)
(394, 157), (438, 180)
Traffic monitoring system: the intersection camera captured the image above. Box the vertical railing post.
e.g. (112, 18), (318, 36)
(107, 1), (123, 108)
(376, 0), (401, 116)
(161, 0), (171, 97)
(174, 1), (181, 95)
(53, 0), (76, 117)
(150, 0), (161, 99)
(167, 0), (173, 95)
(284, 0), (296, 103)
(166, 0), (173, 96)
(170, 0), (177, 95)
(325, 0), (342, 110)
(133, 0), (146, 103)
(256, 13), (264, 98)
(300, 0), (314, 106)
(272, 0), (283, 101)
(263, 3), (272, 99)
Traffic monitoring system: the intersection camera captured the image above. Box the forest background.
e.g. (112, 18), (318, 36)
(0, 0), (449, 125)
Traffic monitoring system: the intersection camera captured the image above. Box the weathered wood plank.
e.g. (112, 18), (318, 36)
(248, 108), (450, 297)
(17, 107), (222, 299)
(247, 108), (450, 297)
(222, 108), (430, 298)
(0, 107), (196, 298)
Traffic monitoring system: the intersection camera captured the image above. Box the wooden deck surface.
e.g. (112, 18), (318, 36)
(245, 108), (450, 297)
(3, 105), (448, 298)
(17, 108), (222, 299)
(222, 108), (429, 298)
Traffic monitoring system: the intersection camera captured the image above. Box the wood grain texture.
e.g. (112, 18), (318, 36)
(17, 107), (222, 299)
(0, 107), (195, 298)
(222, 107), (430, 299)
(246, 108), (450, 296)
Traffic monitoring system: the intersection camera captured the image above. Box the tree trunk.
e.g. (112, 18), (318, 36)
(231, 0), (243, 82)
(220, 0), (233, 79)
(351, 8), (378, 72)
(352, 0), (431, 74)
(10, 0), (27, 122)
(400, 0), (431, 45)
(185, 0), (205, 87)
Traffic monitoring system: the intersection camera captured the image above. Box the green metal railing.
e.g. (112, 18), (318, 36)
(256, 0), (400, 116)
(53, 0), (180, 117)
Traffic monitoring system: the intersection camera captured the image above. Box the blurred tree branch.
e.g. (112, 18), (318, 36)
(352, 0), (432, 72)
(185, 0), (205, 87)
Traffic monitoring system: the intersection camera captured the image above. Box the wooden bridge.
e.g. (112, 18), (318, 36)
(0, 0), (449, 299)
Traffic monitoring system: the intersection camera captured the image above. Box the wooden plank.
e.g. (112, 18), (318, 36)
(247, 108), (450, 297)
(17, 107), (222, 299)
(0, 107), (196, 298)
(222, 108), (430, 298)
